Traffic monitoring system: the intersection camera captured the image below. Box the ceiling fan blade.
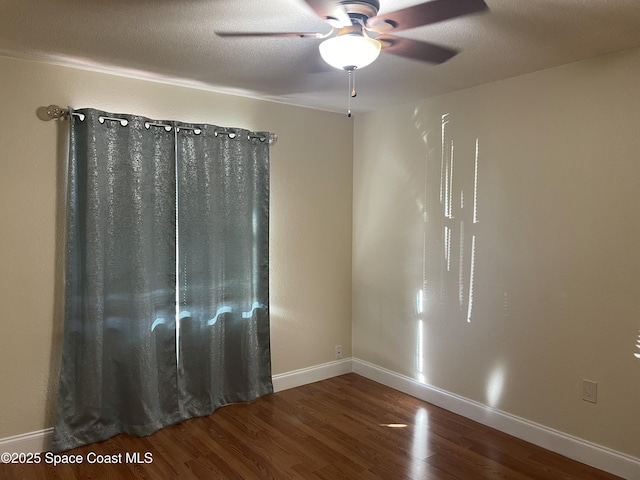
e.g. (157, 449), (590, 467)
(303, 0), (352, 28)
(215, 31), (326, 39)
(377, 35), (458, 64)
(368, 0), (488, 33)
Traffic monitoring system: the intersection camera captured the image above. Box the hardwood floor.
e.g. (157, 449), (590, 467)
(1, 374), (623, 479)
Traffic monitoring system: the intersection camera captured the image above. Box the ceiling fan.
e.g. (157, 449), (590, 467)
(216, 0), (489, 115)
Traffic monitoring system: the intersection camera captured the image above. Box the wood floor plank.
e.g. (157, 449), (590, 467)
(0, 374), (624, 479)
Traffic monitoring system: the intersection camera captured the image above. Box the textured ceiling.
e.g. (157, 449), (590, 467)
(2, 0), (640, 114)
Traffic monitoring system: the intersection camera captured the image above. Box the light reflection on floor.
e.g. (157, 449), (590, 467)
(410, 407), (429, 478)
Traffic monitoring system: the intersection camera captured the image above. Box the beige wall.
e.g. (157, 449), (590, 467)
(0, 55), (353, 438)
(353, 47), (640, 458)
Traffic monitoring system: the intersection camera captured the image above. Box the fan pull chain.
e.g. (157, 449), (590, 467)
(347, 70), (352, 117)
(347, 69), (358, 118)
(352, 69), (357, 98)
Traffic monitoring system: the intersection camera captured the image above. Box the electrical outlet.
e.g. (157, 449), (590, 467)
(335, 345), (343, 359)
(582, 380), (597, 403)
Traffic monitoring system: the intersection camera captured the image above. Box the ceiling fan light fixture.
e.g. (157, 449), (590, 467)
(319, 34), (382, 70)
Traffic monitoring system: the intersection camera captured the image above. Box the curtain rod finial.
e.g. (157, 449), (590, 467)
(268, 133), (278, 146)
(46, 104), (67, 119)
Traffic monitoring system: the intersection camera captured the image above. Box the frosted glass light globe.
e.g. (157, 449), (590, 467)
(319, 34), (382, 70)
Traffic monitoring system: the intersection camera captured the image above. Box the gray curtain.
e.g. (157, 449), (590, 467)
(51, 109), (272, 452)
(176, 124), (272, 417)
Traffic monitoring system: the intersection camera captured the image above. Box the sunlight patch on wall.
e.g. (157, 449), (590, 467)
(473, 138), (479, 224)
(467, 235), (476, 323)
(444, 155), (450, 219)
(447, 142), (455, 219)
(416, 319), (425, 383)
(486, 365), (505, 408)
(503, 292), (509, 319)
(412, 112), (488, 381)
(414, 108), (430, 385)
(440, 114), (449, 205)
(444, 226), (452, 272)
(467, 139), (479, 322)
(459, 220), (465, 310)
(436, 113), (481, 324)
(442, 140), (455, 220)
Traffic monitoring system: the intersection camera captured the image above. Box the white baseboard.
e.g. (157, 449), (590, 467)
(0, 428), (53, 458)
(352, 358), (640, 480)
(272, 358), (352, 392)
(2, 358), (638, 479)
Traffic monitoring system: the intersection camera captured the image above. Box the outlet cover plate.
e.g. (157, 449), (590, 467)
(582, 380), (597, 403)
